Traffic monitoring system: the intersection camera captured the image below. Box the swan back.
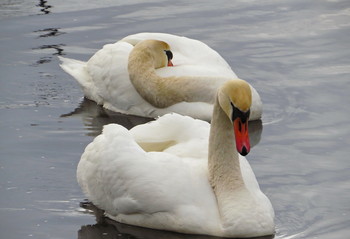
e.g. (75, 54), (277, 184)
(122, 32), (236, 78)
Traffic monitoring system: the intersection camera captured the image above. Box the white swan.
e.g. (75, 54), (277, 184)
(59, 32), (262, 121)
(77, 79), (274, 238)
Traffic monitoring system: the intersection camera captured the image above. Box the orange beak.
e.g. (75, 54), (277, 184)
(167, 59), (173, 66)
(233, 118), (250, 156)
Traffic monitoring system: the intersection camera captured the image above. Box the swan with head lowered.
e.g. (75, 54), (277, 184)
(59, 32), (262, 121)
(77, 79), (274, 238)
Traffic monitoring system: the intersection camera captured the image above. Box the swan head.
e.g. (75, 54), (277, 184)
(218, 79), (252, 156)
(132, 39), (173, 68)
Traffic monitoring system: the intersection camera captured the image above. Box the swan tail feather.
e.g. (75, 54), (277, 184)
(58, 56), (102, 104)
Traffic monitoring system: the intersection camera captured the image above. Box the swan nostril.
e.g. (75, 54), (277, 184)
(240, 146), (248, 156)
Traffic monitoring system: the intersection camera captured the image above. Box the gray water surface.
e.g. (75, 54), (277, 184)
(1, 1), (349, 238)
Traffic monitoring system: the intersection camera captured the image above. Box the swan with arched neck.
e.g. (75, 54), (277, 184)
(77, 79), (274, 238)
(59, 33), (262, 121)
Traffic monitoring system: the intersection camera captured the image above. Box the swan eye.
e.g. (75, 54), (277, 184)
(164, 50), (173, 61)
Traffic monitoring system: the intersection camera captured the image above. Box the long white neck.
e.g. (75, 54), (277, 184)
(128, 50), (231, 108)
(208, 94), (249, 224)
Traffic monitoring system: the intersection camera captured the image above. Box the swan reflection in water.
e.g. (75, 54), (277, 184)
(78, 202), (273, 239)
(61, 98), (153, 136)
(62, 97), (263, 148)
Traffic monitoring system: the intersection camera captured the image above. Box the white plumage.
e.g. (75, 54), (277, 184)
(59, 33), (262, 121)
(77, 80), (274, 238)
